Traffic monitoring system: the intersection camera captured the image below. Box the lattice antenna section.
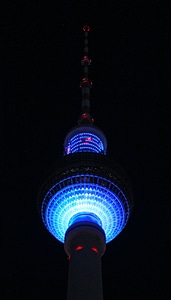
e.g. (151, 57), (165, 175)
(79, 25), (93, 125)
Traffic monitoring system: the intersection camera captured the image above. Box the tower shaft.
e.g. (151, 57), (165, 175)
(64, 222), (105, 300)
(67, 247), (103, 300)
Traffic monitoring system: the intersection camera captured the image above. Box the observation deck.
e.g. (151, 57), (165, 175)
(38, 152), (133, 244)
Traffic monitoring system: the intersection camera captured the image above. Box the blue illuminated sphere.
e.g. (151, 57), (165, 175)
(38, 125), (133, 244)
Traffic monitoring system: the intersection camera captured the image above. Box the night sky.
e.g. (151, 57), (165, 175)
(2, 1), (170, 299)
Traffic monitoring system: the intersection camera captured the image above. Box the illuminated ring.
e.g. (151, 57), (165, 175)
(66, 133), (104, 154)
(41, 175), (130, 243)
(64, 126), (107, 155)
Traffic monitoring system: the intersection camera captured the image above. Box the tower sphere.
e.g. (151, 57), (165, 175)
(38, 151), (133, 244)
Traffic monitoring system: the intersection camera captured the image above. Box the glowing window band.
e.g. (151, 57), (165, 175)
(65, 133), (104, 154)
(41, 175), (130, 244)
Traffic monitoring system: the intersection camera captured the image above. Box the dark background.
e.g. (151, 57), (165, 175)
(1, 1), (170, 299)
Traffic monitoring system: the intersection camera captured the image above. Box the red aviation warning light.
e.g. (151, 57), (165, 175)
(83, 25), (91, 32)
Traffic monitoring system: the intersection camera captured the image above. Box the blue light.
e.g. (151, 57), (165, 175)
(64, 125), (107, 155)
(65, 133), (104, 154)
(68, 212), (102, 227)
(41, 175), (131, 244)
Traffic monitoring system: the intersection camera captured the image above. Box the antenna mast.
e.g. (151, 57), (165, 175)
(79, 25), (93, 124)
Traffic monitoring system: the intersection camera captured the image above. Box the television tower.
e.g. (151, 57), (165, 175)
(38, 26), (133, 300)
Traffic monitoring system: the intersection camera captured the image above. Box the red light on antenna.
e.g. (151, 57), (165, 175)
(83, 25), (91, 32)
(82, 113), (88, 119)
(82, 78), (88, 83)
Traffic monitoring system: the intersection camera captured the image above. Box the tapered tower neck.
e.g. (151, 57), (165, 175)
(79, 25), (93, 125)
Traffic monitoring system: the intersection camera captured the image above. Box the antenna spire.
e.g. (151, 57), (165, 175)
(79, 25), (93, 125)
